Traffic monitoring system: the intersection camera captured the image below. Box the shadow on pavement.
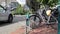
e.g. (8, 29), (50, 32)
(0, 21), (13, 27)
(0, 15), (26, 27)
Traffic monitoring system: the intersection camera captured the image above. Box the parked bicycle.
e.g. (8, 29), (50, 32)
(28, 7), (58, 29)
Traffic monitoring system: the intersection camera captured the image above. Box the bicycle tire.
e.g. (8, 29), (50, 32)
(28, 15), (42, 29)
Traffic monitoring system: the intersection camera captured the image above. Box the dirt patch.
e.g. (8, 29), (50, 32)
(29, 24), (57, 34)
(10, 26), (26, 34)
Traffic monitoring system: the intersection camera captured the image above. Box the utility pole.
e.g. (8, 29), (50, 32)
(5, 0), (7, 8)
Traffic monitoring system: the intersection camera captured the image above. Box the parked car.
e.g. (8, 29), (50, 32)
(9, 2), (19, 9)
(0, 5), (13, 23)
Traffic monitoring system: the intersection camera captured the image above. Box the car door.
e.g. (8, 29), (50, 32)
(0, 7), (8, 21)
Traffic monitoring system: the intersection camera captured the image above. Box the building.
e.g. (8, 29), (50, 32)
(0, 0), (16, 5)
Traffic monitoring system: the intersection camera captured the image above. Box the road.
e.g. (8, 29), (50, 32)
(0, 15), (26, 34)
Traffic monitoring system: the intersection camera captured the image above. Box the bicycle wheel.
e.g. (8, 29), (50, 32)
(49, 15), (58, 24)
(28, 15), (41, 29)
(50, 16), (58, 29)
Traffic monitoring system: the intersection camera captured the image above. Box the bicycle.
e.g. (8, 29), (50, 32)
(28, 7), (58, 29)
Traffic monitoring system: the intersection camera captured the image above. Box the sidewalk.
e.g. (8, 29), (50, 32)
(10, 26), (26, 34)
(10, 22), (57, 34)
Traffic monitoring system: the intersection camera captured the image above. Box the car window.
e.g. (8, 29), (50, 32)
(0, 7), (5, 13)
(9, 2), (19, 8)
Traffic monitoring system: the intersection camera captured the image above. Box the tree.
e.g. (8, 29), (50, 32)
(26, 0), (58, 11)
(39, 0), (58, 7)
(26, 0), (40, 11)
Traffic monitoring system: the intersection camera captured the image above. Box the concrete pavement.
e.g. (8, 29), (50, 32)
(0, 15), (26, 34)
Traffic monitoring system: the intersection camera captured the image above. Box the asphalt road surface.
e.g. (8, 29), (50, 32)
(0, 15), (26, 34)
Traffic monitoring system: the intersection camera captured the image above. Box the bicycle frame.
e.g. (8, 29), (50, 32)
(34, 8), (58, 24)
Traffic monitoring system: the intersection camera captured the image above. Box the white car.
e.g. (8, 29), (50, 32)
(0, 5), (13, 23)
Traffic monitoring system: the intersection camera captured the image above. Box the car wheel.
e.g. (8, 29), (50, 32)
(7, 14), (13, 23)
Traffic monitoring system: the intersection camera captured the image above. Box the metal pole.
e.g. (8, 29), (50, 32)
(26, 11), (29, 34)
(26, 10), (31, 34)
(5, 0), (7, 8)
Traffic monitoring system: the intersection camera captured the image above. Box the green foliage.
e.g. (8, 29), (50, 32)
(12, 5), (32, 15)
(36, 0), (58, 7)
(27, 0), (58, 11)
(26, 0), (58, 14)
(15, 5), (23, 15)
